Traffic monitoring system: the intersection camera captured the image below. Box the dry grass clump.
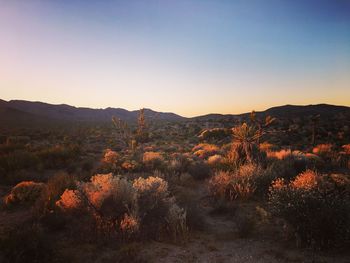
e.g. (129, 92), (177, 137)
(269, 170), (350, 249)
(4, 181), (46, 206)
(142, 151), (164, 170)
(312, 144), (336, 166)
(207, 154), (224, 168)
(312, 143), (333, 156)
(259, 142), (276, 152)
(209, 164), (264, 201)
(266, 149), (292, 160)
(168, 154), (191, 174)
(192, 143), (220, 159)
(208, 171), (231, 200)
(291, 170), (318, 190)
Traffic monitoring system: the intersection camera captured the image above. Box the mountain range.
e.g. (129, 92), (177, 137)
(1, 99), (350, 128)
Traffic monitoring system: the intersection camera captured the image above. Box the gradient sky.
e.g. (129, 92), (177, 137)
(0, 0), (349, 117)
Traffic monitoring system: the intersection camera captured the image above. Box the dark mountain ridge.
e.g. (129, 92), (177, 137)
(194, 104), (350, 121)
(1, 99), (349, 128)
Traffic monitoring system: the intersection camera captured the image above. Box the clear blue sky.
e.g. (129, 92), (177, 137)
(1, 0), (349, 116)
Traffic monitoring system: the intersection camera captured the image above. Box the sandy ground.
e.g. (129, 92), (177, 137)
(140, 183), (350, 263)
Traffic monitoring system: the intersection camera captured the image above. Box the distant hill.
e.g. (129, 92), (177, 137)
(1, 99), (350, 129)
(193, 104), (350, 121)
(1, 100), (185, 125)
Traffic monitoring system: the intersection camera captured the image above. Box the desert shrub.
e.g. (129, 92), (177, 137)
(188, 161), (211, 180)
(133, 176), (185, 240)
(166, 203), (187, 242)
(225, 142), (265, 170)
(177, 173), (195, 187)
(337, 145), (350, 169)
(192, 143), (220, 159)
(57, 173), (139, 241)
(266, 149), (292, 160)
(208, 171), (232, 200)
(342, 144), (350, 155)
(312, 144), (337, 167)
(4, 181), (47, 207)
(229, 164), (263, 200)
(37, 172), (76, 213)
(0, 150), (39, 178)
(100, 148), (120, 173)
(142, 151), (164, 170)
(168, 155), (191, 174)
(269, 170), (350, 249)
(198, 128), (230, 141)
(259, 142), (276, 152)
(312, 144), (333, 157)
(137, 175), (188, 240)
(6, 136), (30, 145)
(37, 144), (80, 169)
(102, 148), (119, 164)
(121, 160), (141, 172)
(207, 154), (224, 169)
(253, 157), (298, 198)
(56, 173), (187, 242)
(209, 164), (264, 201)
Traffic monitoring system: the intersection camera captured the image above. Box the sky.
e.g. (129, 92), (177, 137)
(0, 0), (349, 117)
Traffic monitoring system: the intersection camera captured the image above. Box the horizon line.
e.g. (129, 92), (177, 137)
(2, 98), (350, 119)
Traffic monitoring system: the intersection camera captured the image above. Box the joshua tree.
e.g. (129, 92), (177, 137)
(250, 111), (276, 144)
(136, 108), (149, 143)
(227, 122), (265, 169)
(112, 116), (131, 148)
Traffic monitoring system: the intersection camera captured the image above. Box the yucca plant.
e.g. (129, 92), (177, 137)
(229, 123), (264, 166)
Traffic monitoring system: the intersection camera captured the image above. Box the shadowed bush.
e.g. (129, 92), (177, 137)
(269, 170), (350, 249)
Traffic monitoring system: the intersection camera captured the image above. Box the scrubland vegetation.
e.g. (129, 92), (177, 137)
(0, 109), (349, 262)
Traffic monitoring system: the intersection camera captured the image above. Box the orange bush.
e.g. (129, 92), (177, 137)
(4, 181), (46, 206)
(291, 170), (318, 190)
(192, 143), (220, 159)
(102, 149), (119, 164)
(342, 144), (350, 155)
(266, 149), (292, 160)
(312, 144), (333, 155)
